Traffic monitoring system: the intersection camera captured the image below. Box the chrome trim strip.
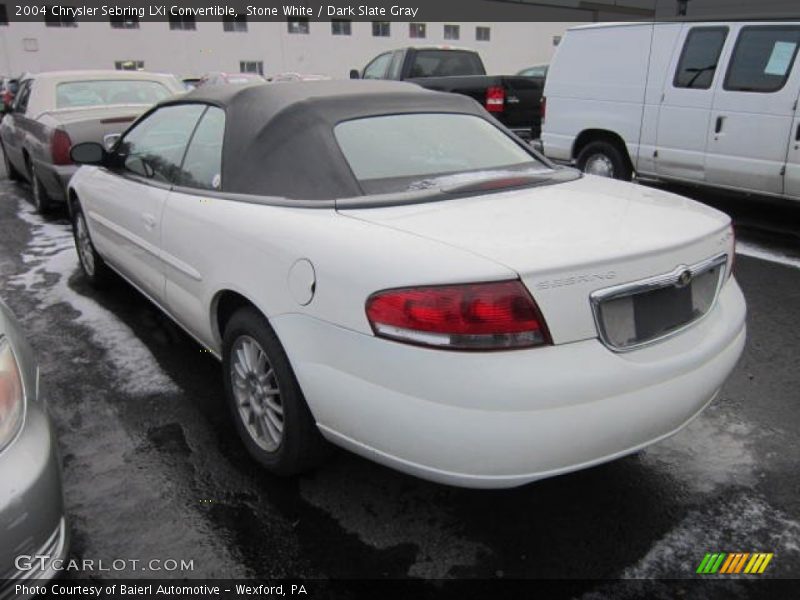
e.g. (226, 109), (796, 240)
(590, 253), (728, 353)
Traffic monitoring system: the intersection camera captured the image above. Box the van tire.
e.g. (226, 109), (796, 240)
(576, 140), (632, 181)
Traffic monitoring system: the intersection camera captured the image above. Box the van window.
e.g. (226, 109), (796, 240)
(674, 27), (728, 89)
(724, 26), (800, 93)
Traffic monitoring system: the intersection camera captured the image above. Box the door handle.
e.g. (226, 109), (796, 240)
(142, 213), (156, 229)
(715, 116), (725, 134)
(795, 123), (800, 141)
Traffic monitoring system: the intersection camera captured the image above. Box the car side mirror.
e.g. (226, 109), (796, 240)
(103, 133), (121, 151)
(70, 142), (106, 166)
(349, 69), (360, 80)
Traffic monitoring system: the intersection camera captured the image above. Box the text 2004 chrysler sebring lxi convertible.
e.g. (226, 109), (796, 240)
(66, 81), (745, 488)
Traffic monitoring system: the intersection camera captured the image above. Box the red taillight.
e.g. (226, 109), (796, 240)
(1, 91), (12, 106)
(485, 86), (505, 113)
(540, 96), (547, 124)
(51, 129), (73, 166)
(366, 280), (550, 350)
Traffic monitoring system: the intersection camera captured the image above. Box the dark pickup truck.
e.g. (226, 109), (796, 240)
(350, 47), (544, 140)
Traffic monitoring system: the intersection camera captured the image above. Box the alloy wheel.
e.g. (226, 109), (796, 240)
(230, 335), (284, 452)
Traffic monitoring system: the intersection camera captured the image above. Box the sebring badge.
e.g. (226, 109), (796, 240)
(675, 269), (693, 288)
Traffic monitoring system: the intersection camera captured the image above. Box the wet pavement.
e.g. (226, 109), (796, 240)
(1, 160), (799, 597)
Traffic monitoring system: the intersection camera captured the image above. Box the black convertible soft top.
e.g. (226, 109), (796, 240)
(165, 80), (512, 200)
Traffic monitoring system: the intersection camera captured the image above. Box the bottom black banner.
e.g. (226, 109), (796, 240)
(2, 578), (800, 600)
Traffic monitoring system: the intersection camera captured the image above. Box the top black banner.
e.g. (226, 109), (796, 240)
(3, 0), (800, 23)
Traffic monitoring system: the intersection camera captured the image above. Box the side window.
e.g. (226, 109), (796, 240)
(179, 106), (225, 190)
(724, 26), (800, 93)
(387, 51), (404, 80)
(674, 27), (728, 89)
(363, 53), (392, 80)
(13, 81), (31, 114)
(117, 104), (205, 184)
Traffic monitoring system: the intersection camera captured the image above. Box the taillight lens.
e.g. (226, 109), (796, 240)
(0, 338), (24, 452)
(540, 96), (547, 124)
(51, 128), (73, 166)
(366, 280), (551, 350)
(485, 86), (505, 113)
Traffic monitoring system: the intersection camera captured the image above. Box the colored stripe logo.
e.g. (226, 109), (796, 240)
(696, 552), (774, 574)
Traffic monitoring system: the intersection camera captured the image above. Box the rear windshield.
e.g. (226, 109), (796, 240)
(408, 50), (485, 78)
(56, 80), (172, 109)
(334, 113), (541, 194)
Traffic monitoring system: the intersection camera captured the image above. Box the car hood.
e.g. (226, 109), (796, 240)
(339, 174), (734, 343)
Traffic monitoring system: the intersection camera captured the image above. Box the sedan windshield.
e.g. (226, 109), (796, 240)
(334, 113), (545, 194)
(56, 80), (172, 109)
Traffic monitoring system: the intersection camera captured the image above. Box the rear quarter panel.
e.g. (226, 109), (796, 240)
(542, 24), (654, 161)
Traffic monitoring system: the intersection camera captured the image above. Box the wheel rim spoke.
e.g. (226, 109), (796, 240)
(230, 335), (284, 452)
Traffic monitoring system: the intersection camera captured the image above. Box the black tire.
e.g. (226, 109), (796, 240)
(1, 141), (22, 181)
(29, 163), (52, 213)
(71, 204), (112, 288)
(576, 140), (633, 181)
(222, 307), (330, 476)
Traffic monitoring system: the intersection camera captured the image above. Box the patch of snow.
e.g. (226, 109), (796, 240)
(641, 409), (757, 494)
(8, 198), (178, 396)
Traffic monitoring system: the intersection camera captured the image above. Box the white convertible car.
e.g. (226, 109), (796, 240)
(67, 81), (746, 488)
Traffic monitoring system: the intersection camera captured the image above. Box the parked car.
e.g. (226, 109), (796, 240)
(542, 21), (800, 201)
(351, 47), (544, 140)
(0, 76), (22, 116)
(0, 298), (68, 584)
(66, 81), (745, 489)
(0, 70), (183, 212)
(268, 72), (332, 83)
(197, 72), (266, 86)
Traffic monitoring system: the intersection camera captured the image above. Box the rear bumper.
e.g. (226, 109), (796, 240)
(273, 278), (746, 488)
(33, 159), (75, 203)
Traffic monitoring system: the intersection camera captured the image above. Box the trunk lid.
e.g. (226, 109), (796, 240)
(43, 105), (147, 145)
(340, 175), (734, 344)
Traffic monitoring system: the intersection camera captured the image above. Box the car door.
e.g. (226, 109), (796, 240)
(160, 106), (225, 345)
(704, 24), (800, 196)
(655, 25), (729, 181)
(84, 103), (206, 303)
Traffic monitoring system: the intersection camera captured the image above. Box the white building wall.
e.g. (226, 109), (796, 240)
(0, 21), (580, 78)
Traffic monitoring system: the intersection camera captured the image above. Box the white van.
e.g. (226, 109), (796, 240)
(541, 21), (800, 201)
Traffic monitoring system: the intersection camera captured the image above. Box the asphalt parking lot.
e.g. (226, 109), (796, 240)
(1, 155), (799, 598)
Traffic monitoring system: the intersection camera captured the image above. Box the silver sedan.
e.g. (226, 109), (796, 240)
(0, 298), (68, 586)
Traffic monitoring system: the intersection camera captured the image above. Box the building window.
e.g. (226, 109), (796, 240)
(0, 4), (8, 26)
(169, 14), (196, 31)
(476, 26), (491, 42)
(409, 23), (426, 39)
(287, 18), (309, 34)
(110, 14), (139, 29)
(45, 10), (78, 27)
(240, 61), (264, 75)
(115, 60), (144, 71)
(372, 21), (390, 37)
(444, 24), (460, 40)
(331, 19), (351, 36)
(223, 14), (247, 32)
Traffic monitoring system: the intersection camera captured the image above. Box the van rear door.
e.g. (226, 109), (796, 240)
(704, 23), (800, 196)
(655, 25), (730, 182)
